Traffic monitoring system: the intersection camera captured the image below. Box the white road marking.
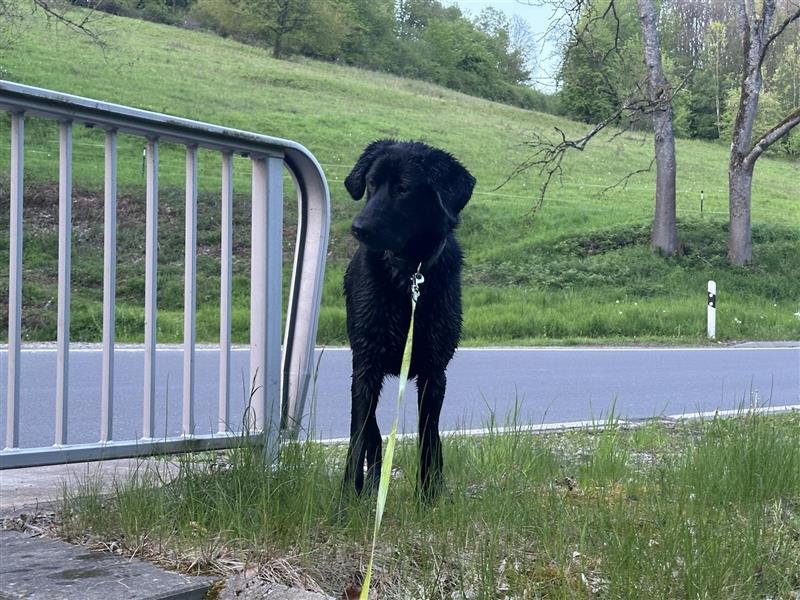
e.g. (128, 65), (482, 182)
(319, 404), (800, 444)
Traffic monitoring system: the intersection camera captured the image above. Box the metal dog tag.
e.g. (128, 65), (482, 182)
(411, 271), (425, 303)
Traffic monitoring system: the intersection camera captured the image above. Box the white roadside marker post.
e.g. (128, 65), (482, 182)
(707, 280), (716, 339)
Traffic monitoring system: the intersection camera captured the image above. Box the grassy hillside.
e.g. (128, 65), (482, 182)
(1, 8), (798, 344)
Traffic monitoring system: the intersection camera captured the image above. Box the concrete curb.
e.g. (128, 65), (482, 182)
(0, 529), (214, 600)
(0, 458), (177, 518)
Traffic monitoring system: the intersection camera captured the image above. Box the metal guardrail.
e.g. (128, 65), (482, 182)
(0, 80), (330, 468)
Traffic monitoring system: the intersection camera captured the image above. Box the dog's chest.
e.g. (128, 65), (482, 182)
(347, 268), (414, 344)
(345, 256), (459, 374)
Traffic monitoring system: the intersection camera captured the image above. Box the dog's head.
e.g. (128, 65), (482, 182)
(344, 140), (475, 258)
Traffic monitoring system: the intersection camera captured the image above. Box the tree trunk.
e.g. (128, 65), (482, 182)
(714, 42), (722, 138)
(727, 79), (760, 265)
(637, 0), (680, 255)
(728, 159), (754, 265)
(272, 33), (284, 59)
(726, 0), (767, 265)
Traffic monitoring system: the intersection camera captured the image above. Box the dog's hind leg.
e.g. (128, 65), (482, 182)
(417, 372), (446, 502)
(343, 367), (383, 495)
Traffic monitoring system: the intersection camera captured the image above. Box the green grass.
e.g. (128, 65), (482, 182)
(56, 410), (800, 598)
(1, 7), (799, 344)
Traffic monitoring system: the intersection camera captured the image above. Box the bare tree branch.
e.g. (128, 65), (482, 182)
(31, 0), (108, 50)
(496, 91), (653, 211)
(517, 0), (630, 95)
(761, 6), (800, 67)
(745, 107), (800, 166)
(500, 62), (690, 213)
(601, 155), (656, 195)
(0, 0), (28, 52)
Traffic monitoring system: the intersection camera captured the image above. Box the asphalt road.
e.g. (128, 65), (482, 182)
(1, 345), (798, 449)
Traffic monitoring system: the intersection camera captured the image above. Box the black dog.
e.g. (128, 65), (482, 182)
(342, 140), (475, 501)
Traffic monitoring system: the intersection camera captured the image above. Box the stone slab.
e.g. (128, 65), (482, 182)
(0, 529), (214, 600)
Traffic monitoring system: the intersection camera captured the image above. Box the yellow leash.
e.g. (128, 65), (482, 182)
(359, 266), (424, 599)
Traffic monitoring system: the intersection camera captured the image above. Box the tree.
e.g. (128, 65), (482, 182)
(296, 0), (353, 60)
(395, 0), (460, 39)
(706, 21), (727, 139)
(509, 14), (538, 84)
(637, 0), (679, 255)
(557, 0), (642, 123)
(250, 0), (311, 59)
(191, 0), (352, 60)
(727, 0), (800, 265)
(474, 7), (531, 85)
(771, 41), (800, 110)
(0, 0), (26, 55)
(340, 0), (397, 68)
(516, 0), (682, 256)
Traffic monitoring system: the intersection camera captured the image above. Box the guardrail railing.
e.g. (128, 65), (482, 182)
(0, 80), (330, 468)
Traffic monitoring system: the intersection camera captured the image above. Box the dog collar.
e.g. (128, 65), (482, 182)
(385, 237), (447, 275)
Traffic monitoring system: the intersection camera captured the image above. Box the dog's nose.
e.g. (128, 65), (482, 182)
(351, 224), (367, 242)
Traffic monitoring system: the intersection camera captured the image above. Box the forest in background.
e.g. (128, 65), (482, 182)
(558, 0), (799, 155)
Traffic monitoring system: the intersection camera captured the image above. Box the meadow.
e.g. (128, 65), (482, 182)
(0, 7), (798, 345)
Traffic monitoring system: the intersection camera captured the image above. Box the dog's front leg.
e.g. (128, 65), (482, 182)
(417, 371), (446, 502)
(343, 366), (383, 495)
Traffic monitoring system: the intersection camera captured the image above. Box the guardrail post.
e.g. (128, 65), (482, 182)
(182, 144), (198, 437)
(250, 154), (283, 459)
(281, 155), (330, 437)
(5, 111), (24, 451)
(218, 151), (233, 434)
(101, 129), (117, 442)
(143, 138), (159, 439)
(55, 120), (72, 446)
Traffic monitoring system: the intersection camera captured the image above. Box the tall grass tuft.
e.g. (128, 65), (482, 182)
(676, 412), (800, 507)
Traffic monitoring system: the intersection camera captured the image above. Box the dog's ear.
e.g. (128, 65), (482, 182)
(428, 152), (476, 219)
(344, 140), (393, 200)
